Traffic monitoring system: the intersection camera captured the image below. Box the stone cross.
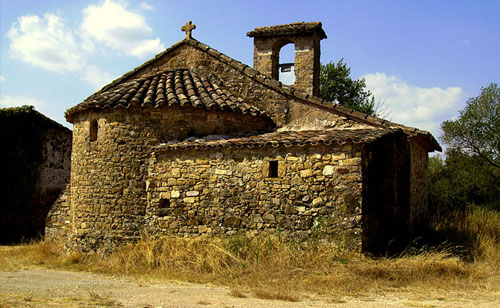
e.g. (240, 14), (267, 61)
(181, 21), (196, 39)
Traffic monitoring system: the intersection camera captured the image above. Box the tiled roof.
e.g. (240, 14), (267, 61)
(65, 69), (268, 122)
(155, 128), (398, 152)
(66, 36), (440, 151)
(247, 22), (327, 39)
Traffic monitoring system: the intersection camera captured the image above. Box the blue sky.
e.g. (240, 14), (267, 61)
(1, 0), (499, 141)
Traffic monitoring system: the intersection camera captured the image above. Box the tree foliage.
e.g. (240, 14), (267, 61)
(319, 59), (376, 115)
(441, 83), (500, 169)
(429, 150), (500, 215)
(429, 83), (500, 214)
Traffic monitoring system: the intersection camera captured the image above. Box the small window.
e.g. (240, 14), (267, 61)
(159, 198), (170, 208)
(90, 119), (98, 142)
(269, 160), (279, 178)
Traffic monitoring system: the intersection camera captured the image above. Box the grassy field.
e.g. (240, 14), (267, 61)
(1, 207), (499, 300)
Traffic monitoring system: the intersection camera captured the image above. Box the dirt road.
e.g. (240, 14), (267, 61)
(0, 268), (498, 308)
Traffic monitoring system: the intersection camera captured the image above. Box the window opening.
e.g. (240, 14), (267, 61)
(278, 43), (295, 85)
(159, 198), (170, 208)
(90, 119), (98, 142)
(269, 160), (279, 178)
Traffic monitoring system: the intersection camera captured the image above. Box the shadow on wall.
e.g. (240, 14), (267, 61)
(0, 106), (71, 244)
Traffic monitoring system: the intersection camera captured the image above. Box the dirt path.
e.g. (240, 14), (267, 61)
(0, 268), (498, 308)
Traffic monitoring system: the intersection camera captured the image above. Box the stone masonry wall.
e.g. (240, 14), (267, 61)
(45, 184), (71, 241)
(252, 34), (322, 96)
(409, 138), (429, 236)
(145, 143), (364, 249)
(69, 106), (272, 251)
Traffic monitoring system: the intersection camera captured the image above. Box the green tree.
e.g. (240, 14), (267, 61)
(441, 83), (500, 169)
(430, 83), (500, 213)
(319, 59), (376, 115)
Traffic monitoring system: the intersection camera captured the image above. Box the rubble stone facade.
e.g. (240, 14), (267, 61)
(46, 22), (440, 254)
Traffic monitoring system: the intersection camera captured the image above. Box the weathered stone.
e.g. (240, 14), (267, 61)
(291, 175), (302, 185)
(312, 197), (323, 206)
(171, 190), (180, 198)
(223, 216), (241, 228)
(186, 190), (199, 197)
(263, 213), (275, 222)
(322, 165), (334, 176)
(300, 169), (313, 178)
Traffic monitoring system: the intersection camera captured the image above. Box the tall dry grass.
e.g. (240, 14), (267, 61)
(1, 206), (499, 298)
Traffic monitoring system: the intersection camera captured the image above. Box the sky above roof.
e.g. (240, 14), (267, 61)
(1, 0), (499, 142)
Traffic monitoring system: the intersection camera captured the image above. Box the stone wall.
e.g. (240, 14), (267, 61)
(361, 132), (414, 254)
(145, 143), (364, 249)
(0, 106), (71, 243)
(251, 34), (322, 96)
(409, 138), (430, 236)
(45, 184), (72, 241)
(68, 105), (273, 251)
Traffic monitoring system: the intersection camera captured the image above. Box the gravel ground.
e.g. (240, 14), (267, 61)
(0, 268), (499, 308)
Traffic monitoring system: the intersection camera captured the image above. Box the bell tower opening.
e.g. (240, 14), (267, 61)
(277, 43), (295, 85)
(248, 22), (327, 96)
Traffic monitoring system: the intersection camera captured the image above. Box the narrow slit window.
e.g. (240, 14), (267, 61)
(269, 160), (279, 178)
(90, 119), (98, 142)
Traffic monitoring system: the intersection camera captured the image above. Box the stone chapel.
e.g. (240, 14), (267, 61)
(46, 22), (441, 254)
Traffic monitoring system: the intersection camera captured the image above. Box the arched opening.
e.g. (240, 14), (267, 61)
(277, 43), (295, 85)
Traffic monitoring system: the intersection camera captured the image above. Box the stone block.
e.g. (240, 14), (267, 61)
(312, 197), (323, 206)
(339, 158), (361, 166)
(223, 216), (241, 228)
(186, 190), (199, 197)
(171, 190), (180, 198)
(300, 169), (313, 178)
(322, 165), (334, 176)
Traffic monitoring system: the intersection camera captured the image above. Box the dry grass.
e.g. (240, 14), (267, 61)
(1, 207), (499, 299)
(229, 288), (247, 298)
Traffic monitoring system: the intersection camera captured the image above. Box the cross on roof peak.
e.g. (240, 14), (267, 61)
(181, 21), (196, 39)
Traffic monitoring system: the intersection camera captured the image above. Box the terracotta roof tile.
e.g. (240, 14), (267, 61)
(65, 69), (269, 122)
(155, 128), (399, 152)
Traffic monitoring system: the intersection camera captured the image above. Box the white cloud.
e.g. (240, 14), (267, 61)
(7, 14), (86, 73)
(82, 66), (117, 90)
(129, 38), (164, 58)
(363, 73), (465, 137)
(139, 2), (155, 11)
(0, 94), (47, 109)
(81, 0), (164, 58)
(0, 76), (5, 82)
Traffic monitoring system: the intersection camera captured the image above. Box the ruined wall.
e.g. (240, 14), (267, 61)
(69, 105), (272, 251)
(409, 138), (429, 236)
(145, 143), (364, 249)
(0, 106), (71, 244)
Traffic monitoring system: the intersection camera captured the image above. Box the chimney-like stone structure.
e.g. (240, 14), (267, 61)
(247, 22), (327, 97)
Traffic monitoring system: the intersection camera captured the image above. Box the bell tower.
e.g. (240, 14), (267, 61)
(247, 22), (327, 97)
